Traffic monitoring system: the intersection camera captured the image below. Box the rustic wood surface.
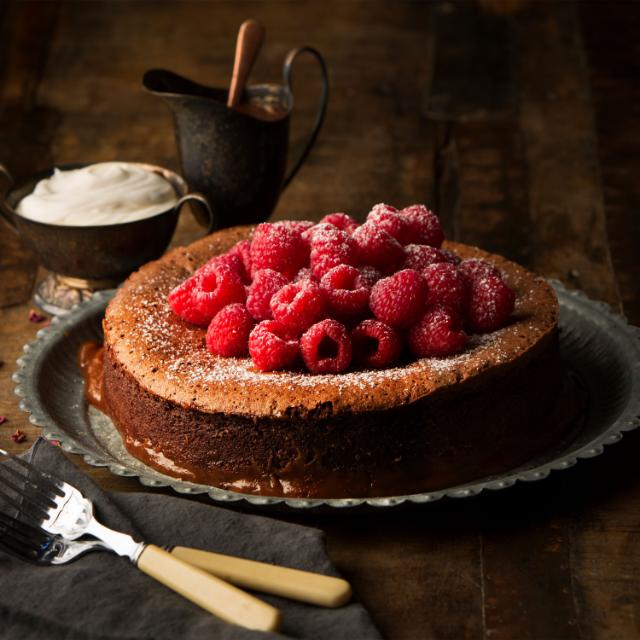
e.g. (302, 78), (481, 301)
(0, 1), (638, 638)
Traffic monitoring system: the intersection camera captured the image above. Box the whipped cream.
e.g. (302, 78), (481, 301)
(16, 162), (178, 226)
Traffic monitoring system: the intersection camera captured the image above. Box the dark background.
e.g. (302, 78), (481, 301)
(1, 1), (639, 638)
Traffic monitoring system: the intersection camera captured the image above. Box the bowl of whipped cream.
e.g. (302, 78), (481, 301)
(0, 161), (214, 282)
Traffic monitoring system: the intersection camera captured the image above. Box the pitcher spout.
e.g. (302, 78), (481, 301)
(142, 69), (228, 107)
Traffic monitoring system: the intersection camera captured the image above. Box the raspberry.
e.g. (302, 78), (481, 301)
(310, 224), (356, 250)
(302, 222), (334, 244)
(367, 204), (409, 242)
(440, 248), (461, 265)
(28, 309), (46, 323)
(248, 320), (299, 372)
(369, 269), (428, 328)
(278, 219), (315, 235)
(250, 222), (309, 279)
(422, 263), (469, 312)
(458, 258), (501, 282)
(369, 203), (398, 214)
(352, 223), (405, 272)
(320, 264), (370, 321)
(466, 275), (515, 333)
(357, 265), (383, 287)
(270, 280), (327, 334)
(320, 212), (359, 234)
(246, 269), (289, 321)
(401, 205), (444, 247)
(408, 305), (467, 357)
(228, 240), (253, 281)
(168, 264), (246, 326)
(206, 304), (254, 357)
(309, 226), (358, 279)
(352, 319), (402, 368)
(300, 319), (352, 374)
(402, 244), (448, 271)
(294, 267), (317, 283)
(201, 252), (247, 283)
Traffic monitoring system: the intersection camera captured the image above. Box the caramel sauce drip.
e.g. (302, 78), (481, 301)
(78, 341), (106, 412)
(77, 340), (582, 499)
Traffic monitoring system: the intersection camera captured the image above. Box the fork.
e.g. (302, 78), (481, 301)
(0, 450), (281, 632)
(0, 449), (351, 607)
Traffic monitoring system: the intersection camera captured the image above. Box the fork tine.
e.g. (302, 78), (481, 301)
(0, 468), (56, 512)
(9, 457), (65, 497)
(0, 483), (50, 524)
(0, 457), (62, 496)
(0, 449), (65, 498)
(0, 510), (50, 547)
(0, 464), (58, 509)
(0, 527), (49, 562)
(0, 535), (40, 560)
(0, 459), (61, 504)
(0, 510), (52, 562)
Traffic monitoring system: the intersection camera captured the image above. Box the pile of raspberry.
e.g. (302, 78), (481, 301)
(168, 204), (515, 373)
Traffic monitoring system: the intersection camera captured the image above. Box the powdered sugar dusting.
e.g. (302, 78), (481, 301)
(106, 236), (558, 416)
(130, 288), (502, 389)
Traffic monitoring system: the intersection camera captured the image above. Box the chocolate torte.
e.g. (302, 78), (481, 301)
(85, 225), (568, 498)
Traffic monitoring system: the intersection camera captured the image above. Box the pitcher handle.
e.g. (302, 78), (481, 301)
(282, 47), (329, 189)
(174, 192), (217, 233)
(0, 164), (18, 234)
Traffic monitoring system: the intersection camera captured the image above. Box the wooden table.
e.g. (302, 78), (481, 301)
(1, 1), (638, 638)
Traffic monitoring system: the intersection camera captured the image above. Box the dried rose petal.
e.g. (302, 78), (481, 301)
(10, 430), (26, 443)
(0, 416), (7, 425)
(28, 309), (46, 323)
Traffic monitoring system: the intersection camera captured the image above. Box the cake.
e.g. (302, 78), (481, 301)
(82, 210), (571, 499)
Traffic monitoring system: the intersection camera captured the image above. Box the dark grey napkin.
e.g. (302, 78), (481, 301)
(0, 439), (381, 640)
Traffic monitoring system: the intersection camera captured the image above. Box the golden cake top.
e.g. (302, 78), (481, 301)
(103, 225), (558, 418)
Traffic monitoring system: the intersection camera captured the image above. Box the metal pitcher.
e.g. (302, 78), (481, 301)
(143, 47), (328, 230)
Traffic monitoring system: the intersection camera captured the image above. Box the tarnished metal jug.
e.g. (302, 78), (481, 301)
(143, 47), (328, 229)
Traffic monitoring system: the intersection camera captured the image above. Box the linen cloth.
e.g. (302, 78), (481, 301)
(0, 439), (381, 640)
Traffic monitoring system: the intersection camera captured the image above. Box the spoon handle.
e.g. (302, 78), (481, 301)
(227, 19), (265, 109)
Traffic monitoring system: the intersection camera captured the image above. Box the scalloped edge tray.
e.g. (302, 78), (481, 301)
(13, 281), (640, 510)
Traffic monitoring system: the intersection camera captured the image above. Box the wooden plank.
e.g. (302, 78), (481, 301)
(482, 515), (582, 640)
(426, 1), (515, 122)
(325, 516), (483, 640)
(0, 236), (37, 308)
(569, 3), (640, 639)
(426, 1), (618, 638)
(516, 1), (619, 307)
(425, 1), (528, 260)
(0, 304), (48, 451)
(0, 0), (61, 177)
(0, 1), (61, 306)
(449, 117), (531, 267)
(579, 1), (640, 324)
(482, 0), (619, 636)
(476, 3), (628, 639)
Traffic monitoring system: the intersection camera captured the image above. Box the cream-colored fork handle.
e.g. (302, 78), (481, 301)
(172, 546), (352, 608)
(137, 545), (281, 631)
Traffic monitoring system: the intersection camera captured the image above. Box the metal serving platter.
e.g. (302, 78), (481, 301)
(13, 282), (640, 510)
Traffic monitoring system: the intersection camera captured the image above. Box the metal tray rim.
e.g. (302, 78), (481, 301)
(12, 281), (640, 510)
